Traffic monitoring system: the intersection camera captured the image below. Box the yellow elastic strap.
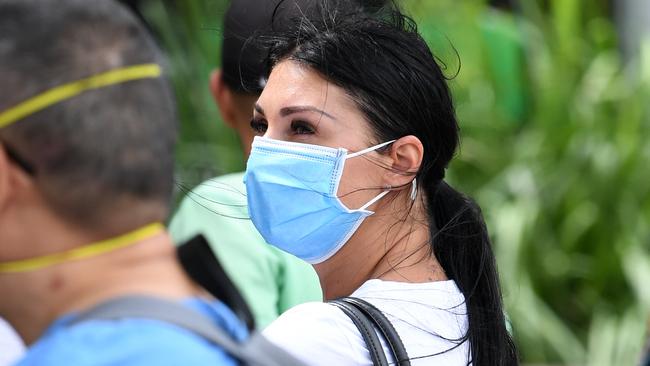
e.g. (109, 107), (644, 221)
(0, 222), (165, 273)
(0, 63), (162, 129)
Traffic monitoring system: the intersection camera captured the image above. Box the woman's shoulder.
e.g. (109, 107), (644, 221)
(265, 301), (339, 322)
(263, 282), (471, 365)
(353, 279), (471, 364)
(263, 302), (370, 366)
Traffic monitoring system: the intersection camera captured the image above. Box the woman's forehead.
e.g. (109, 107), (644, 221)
(259, 60), (351, 115)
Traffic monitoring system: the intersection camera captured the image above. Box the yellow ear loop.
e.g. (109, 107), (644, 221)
(0, 63), (162, 128)
(0, 222), (165, 273)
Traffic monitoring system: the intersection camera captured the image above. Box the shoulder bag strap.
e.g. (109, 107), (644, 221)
(330, 299), (389, 366)
(338, 297), (411, 366)
(69, 295), (305, 366)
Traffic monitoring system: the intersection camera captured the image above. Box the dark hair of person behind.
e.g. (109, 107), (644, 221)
(0, 0), (177, 231)
(221, 0), (283, 94)
(222, 0), (389, 95)
(266, 1), (518, 365)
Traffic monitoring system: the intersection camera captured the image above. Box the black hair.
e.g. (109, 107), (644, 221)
(0, 0), (177, 231)
(221, 0), (388, 95)
(222, 0), (325, 94)
(266, 1), (518, 365)
(221, 0), (281, 94)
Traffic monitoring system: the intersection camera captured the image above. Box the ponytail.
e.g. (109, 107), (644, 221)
(426, 180), (518, 366)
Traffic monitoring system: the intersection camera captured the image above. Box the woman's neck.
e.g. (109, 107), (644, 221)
(314, 196), (446, 300)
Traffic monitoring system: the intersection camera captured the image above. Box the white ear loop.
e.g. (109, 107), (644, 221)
(346, 140), (396, 159)
(358, 190), (390, 211)
(346, 140), (413, 209)
(410, 178), (417, 201)
(354, 179), (416, 211)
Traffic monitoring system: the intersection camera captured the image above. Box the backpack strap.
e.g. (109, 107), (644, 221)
(68, 295), (305, 366)
(330, 299), (389, 366)
(330, 297), (411, 366)
(177, 234), (255, 331)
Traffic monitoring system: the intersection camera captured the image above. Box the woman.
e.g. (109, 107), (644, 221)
(243, 2), (518, 365)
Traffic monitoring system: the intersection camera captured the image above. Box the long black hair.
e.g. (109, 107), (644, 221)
(265, 1), (518, 365)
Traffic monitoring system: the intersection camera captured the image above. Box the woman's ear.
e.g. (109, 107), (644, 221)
(383, 135), (423, 191)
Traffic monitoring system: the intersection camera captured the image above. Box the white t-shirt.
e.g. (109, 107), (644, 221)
(0, 317), (25, 366)
(264, 279), (471, 365)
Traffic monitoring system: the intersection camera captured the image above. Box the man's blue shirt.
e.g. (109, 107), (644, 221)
(17, 298), (246, 365)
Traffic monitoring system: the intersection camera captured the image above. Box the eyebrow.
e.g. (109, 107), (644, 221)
(254, 103), (336, 121)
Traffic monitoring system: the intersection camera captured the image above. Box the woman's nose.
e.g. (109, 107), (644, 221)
(261, 123), (284, 141)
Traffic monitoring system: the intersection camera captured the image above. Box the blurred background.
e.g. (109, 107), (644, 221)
(124, 0), (649, 364)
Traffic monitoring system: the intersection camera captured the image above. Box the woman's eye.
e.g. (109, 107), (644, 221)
(250, 118), (268, 135)
(291, 120), (315, 135)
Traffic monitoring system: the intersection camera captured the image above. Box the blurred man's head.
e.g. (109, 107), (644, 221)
(0, 0), (177, 238)
(211, 0), (325, 157)
(0, 1), (191, 344)
(211, 0), (385, 158)
(209, 0), (281, 158)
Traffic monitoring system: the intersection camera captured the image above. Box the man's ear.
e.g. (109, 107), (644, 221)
(383, 135), (423, 193)
(0, 144), (10, 209)
(0, 143), (32, 211)
(209, 69), (237, 129)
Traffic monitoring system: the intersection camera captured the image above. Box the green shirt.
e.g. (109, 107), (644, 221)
(169, 172), (322, 328)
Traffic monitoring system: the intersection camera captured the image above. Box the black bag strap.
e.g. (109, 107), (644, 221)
(330, 297), (411, 366)
(177, 234), (255, 331)
(69, 295), (305, 366)
(330, 300), (389, 366)
(338, 297), (411, 366)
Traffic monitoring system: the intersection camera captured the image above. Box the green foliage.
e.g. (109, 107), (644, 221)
(140, 0), (650, 363)
(140, 0), (244, 188)
(407, 0), (650, 363)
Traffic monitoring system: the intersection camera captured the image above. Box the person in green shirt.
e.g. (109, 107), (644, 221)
(169, 0), (322, 328)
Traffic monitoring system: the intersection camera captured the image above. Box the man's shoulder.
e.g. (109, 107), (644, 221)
(19, 318), (238, 366)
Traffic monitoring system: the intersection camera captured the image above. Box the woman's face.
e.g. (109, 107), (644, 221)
(252, 60), (387, 209)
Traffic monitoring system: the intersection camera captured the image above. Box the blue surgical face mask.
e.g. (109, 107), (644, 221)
(243, 136), (396, 264)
